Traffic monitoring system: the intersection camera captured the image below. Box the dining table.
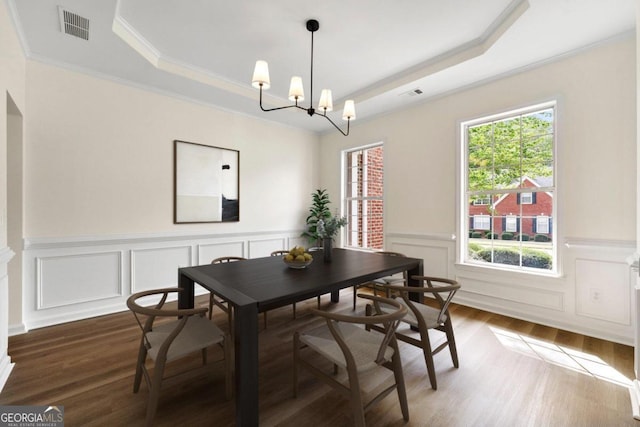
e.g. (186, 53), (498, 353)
(177, 248), (424, 426)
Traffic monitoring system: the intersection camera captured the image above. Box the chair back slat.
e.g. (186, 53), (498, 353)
(212, 256), (246, 264)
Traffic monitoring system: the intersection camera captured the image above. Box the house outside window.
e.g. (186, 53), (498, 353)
(343, 143), (384, 250)
(461, 102), (556, 273)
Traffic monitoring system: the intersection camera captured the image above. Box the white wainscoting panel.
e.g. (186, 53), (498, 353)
(457, 274), (565, 311)
(198, 241), (245, 264)
(131, 246), (192, 293)
(390, 242), (451, 278)
(386, 232), (636, 345)
(575, 258), (631, 325)
(37, 251), (122, 309)
(19, 230), (303, 332)
(248, 238), (286, 258)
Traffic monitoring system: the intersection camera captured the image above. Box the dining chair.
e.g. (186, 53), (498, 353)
(366, 276), (460, 390)
(271, 249), (321, 319)
(352, 251), (407, 310)
(127, 287), (231, 427)
(293, 294), (409, 426)
(209, 256), (246, 334)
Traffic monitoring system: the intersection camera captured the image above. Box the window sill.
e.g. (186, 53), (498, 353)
(455, 261), (563, 280)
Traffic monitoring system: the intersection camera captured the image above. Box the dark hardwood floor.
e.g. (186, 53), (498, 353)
(1, 289), (636, 426)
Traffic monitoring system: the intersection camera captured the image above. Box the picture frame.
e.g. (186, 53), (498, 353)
(174, 140), (239, 223)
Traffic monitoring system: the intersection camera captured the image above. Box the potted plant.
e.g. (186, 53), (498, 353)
(302, 189), (332, 246)
(316, 214), (348, 262)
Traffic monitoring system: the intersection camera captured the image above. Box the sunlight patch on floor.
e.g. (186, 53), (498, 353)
(490, 326), (632, 387)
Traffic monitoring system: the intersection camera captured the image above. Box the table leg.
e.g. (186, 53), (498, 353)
(407, 260), (424, 331)
(178, 270), (195, 309)
(330, 290), (340, 302)
(234, 302), (259, 426)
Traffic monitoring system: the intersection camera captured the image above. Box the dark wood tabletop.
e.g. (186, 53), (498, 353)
(177, 248), (423, 426)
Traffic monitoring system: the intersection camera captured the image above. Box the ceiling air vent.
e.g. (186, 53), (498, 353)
(58, 6), (90, 41)
(400, 88), (424, 97)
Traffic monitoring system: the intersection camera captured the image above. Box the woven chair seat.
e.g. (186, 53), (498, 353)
(299, 322), (394, 372)
(147, 316), (225, 362)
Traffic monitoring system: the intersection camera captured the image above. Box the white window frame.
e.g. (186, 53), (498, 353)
(520, 192), (533, 204)
(342, 142), (384, 251)
(458, 101), (558, 275)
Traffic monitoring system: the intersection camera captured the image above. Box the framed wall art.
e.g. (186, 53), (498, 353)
(174, 140), (239, 223)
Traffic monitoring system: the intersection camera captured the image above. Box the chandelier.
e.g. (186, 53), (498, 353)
(251, 19), (356, 136)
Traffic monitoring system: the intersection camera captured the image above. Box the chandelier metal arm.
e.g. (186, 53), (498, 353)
(257, 85), (304, 113)
(320, 112), (350, 136)
(259, 84), (350, 135)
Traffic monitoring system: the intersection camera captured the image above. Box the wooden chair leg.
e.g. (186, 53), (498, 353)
(445, 318), (459, 368)
(293, 302), (297, 319)
(133, 343), (147, 393)
(391, 341), (409, 421)
(353, 286), (358, 310)
(316, 296), (321, 308)
(346, 366), (365, 427)
(420, 330), (438, 390)
(145, 357), (166, 426)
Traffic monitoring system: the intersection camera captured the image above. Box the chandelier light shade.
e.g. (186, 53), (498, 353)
(251, 19), (356, 136)
(342, 100), (356, 121)
(318, 89), (333, 112)
(251, 60), (270, 89)
(288, 76), (304, 101)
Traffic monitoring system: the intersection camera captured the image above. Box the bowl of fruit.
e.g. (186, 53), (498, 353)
(283, 246), (313, 269)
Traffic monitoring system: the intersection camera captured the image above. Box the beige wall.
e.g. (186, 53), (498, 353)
(320, 35), (636, 243)
(24, 62), (320, 237)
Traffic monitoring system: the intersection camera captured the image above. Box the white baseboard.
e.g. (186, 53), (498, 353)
(0, 354), (15, 393)
(8, 322), (27, 337)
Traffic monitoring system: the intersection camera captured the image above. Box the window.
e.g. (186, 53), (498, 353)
(473, 215), (491, 230)
(505, 215), (518, 232)
(473, 197), (491, 206)
(536, 215), (550, 234)
(461, 102), (556, 272)
(343, 144), (384, 250)
(520, 192), (533, 204)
